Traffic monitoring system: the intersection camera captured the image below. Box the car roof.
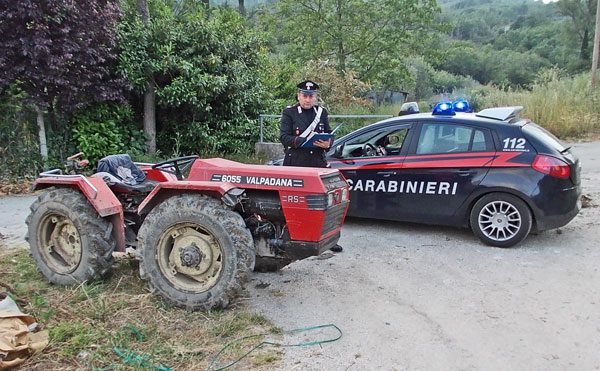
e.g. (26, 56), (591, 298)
(359, 110), (527, 131)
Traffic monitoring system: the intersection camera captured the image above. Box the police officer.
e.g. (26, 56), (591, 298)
(279, 80), (343, 253)
(280, 80), (332, 168)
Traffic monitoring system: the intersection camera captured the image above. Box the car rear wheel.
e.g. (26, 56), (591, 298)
(470, 192), (532, 248)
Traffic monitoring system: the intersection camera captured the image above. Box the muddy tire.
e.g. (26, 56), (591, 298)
(470, 192), (532, 248)
(137, 194), (255, 311)
(25, 188), (115, 285)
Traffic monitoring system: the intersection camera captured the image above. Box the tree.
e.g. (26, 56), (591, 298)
(274, 0), (441, 91)
(118, 1), (270, 155)
(557, 0), (597, 62)
(136, 0), (157, 154)
(0, 0), (126, 163)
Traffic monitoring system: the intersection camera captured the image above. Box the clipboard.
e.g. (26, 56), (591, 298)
(301, 132), (334, 148)
(300, 124), (342, 148)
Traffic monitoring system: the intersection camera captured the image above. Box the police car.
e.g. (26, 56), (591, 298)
(308, 100), (580, 247)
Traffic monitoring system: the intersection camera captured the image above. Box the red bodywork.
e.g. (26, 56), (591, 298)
(34, 175), (127, 251)
(187, 158), (349, 242)
(34, 158), (350, 252)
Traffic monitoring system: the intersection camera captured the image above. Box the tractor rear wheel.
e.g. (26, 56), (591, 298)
(137, 194), (255, 311)
(26, 188), (115, 285)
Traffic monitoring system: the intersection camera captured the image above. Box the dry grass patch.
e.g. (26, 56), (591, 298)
(0, 249), (281, 370)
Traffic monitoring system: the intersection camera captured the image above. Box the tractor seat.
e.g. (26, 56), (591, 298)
(93, 154), (158, 193)
(92, 172), (158, 193)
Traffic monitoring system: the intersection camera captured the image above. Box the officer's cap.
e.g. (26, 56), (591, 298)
(297, 80), (319, 95)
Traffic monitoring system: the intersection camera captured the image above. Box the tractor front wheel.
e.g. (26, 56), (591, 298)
(137, 194), (255, 311)
(26, 188), (115, 285)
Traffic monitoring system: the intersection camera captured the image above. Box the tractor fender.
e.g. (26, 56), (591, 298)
(137, 181), (241, 216)
(33, 175), (126, 251)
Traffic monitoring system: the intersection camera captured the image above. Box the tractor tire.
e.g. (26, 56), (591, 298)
(470, 192), (532, 248)
(26, 187), (115, 285)
(137, 194), (255, 311)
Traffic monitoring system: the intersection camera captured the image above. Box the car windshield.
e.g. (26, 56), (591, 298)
(522, 123), (566, 152)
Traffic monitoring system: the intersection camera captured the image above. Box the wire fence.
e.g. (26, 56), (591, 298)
(258, 114), (394, 143)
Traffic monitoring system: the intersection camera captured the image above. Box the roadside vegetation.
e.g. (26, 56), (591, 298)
(0, 248), (282, 370)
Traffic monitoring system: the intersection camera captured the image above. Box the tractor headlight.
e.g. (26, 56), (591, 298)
(341, 187), (349, 201)
(327, 192), (334, 207)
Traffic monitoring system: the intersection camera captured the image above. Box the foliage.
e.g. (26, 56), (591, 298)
(294, 60), (372, 112)
(405, 56), (479, 100)
(118, 0), (270, 156)
(439, 0), (558, 43)
(470, 70), (600, 138)
(71, 103), (146, 165)
(492, 22), (583, 73)
(273, 0), (442, 91)
(556, 0), (597, 62)
(0, 87), (41, 179)
(435, 40), (550, 87)
(0, 0), (127, 113)
(438, 0), (590, 86)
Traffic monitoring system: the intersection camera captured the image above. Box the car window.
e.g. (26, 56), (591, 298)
(522, 123), (566, 152)
(380, 128), (408, 152)
(344, 126), (409, 158)
(416, 123), (490, 154)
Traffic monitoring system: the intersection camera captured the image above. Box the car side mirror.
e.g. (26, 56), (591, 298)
(388, 135), (400, 145)
(332, 144), (344, 158)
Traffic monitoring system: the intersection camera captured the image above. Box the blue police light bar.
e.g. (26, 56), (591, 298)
(432, 101), (455, 115)
(453, 98), (471, 113)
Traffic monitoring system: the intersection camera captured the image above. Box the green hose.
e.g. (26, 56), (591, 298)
(207, 323), (343, 371)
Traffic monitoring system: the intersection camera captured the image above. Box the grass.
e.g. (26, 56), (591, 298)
(0, 249), (282, 370)
(471, 72), (600, 139)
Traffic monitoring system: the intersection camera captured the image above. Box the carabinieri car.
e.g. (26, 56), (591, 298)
(291, 100), (581, 247)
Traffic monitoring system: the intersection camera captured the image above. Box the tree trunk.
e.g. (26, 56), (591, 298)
(35, 106), (49, 166)
(335, 0), (346, 74)
(238, 0), (245, 16)
(202, 0), (209, 6)
(581, 28), (590, 61)
(136, 0), (157, 154)
(144, 85), (156, 154)
(591, 0), (600, 88)
(136, 0), (149, 22)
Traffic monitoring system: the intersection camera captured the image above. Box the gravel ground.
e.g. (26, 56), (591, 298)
(245, 141), (600, 370)
(2, 141), (599, 370)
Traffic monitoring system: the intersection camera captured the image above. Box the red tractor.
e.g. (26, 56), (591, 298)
(26, 154), (349, 310)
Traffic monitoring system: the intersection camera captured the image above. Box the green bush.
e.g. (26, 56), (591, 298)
(0, 88), (41, 179)
(71, 103), (146, 165)
(118, 3), (270, 157)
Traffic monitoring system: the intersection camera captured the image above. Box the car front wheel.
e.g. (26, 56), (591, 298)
(470, 193), (532, 248)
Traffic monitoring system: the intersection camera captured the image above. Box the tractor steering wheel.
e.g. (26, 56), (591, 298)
(362, 143), (377, 157)
(152, 155), (200, 180)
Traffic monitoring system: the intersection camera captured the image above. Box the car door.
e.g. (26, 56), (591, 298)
(328, 123), (412, 220)
(396, 121), (495, 225)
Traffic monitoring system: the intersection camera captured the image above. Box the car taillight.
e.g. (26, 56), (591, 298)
(532, 155), (570, 179)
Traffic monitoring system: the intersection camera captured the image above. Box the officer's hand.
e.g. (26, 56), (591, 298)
(313, 139), (331, 149)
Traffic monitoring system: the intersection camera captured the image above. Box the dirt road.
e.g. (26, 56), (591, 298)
(2, 141), (599, 370)
(247, 140), (600, 370)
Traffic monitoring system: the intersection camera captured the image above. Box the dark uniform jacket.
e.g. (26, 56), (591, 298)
(279, 103), (331, 168)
